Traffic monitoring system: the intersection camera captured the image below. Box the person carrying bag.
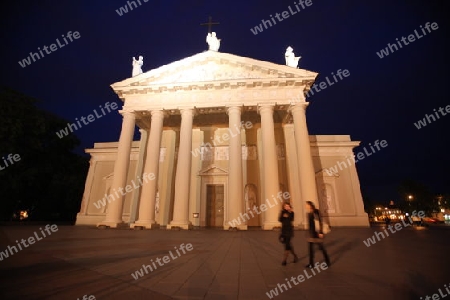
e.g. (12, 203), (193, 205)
(305, 201), (331, 268)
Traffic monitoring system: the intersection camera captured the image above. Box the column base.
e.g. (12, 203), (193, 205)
(223, 225), (248, 231)
(167, 222), (193, 230)
(298, 223), (308, 230)
(262, 222), (281, 230)
(76, 214), (105, 226)
(96, 220), (128, 229)
(130, 221), (160, 230)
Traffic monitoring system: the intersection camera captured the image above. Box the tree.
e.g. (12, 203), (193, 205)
(0, 87), (88, 222)
(397, 179), (438, 216)
(436, 194), (450, 210)
(361, 188), (376, 215)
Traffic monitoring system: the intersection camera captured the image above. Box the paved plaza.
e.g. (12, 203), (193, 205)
(1, 224), (449, 300)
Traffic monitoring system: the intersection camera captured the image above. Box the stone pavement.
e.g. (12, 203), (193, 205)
(1, 224), (449, 300)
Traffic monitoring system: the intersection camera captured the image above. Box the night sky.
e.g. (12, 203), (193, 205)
(1, 0), (448, 203)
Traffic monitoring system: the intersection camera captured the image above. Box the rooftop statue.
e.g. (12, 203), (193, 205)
(132, 55), (143, 77)
(285, 46), (301, 68)
(206, 32), (221, 51)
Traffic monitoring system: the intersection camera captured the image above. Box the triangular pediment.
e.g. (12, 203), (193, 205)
(111, 51), (318, 89)
(198, 164), (228, 176)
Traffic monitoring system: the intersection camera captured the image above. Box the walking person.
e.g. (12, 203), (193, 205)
(279, 202), (298, 266)
(385, 215), (391, 226)
(305, 201), (330, 268)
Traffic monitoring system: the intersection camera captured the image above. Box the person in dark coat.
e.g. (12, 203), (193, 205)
(279, 202), (298, 266)
(305, 201), (330, 268)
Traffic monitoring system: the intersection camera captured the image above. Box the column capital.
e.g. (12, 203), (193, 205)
(226, 105), (242, 115)
(257, 103), (276, 115)
(178, 107), (196, 117)
(288, 102), (309, 114)
(150, 109), (166, 118)
(119, 110), (136, 119)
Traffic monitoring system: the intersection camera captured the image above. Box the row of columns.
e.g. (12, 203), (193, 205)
(97, 103), (318, 229)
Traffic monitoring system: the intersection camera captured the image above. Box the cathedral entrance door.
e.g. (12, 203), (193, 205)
(206, 184), (224, 227)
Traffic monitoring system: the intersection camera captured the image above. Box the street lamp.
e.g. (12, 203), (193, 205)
(406, 195), (413, 212)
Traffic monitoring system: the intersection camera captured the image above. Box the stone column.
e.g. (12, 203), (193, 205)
(129, 128), (148, 224)
(226, 106), (247, 230)
(98, 111), (136, 228)
(290, 103), (319, 206)
(131, 110), (165, 229)
(78, 158), (97, 215)
(168, 108), (194, 230)
(282, 123), (304, 227)
(258, 104), (281, 230)
(189, 129), (203, 228)
(159, 130), (176, 226)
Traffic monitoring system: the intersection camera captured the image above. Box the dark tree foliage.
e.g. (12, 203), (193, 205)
(437, 194), (450, 209)
(361, 188), (376, 215)
(0, 87), (88, 222)
(397, 179), (440, 216)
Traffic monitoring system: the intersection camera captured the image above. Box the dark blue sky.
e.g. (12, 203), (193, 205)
(1, 0), (448, 202)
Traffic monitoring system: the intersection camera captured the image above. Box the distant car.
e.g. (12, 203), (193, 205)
(411, 216), (421, 225)
(11, 210), (29, 221)
(423, 217), (444, 224)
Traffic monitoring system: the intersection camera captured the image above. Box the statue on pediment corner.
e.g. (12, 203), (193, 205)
(132, 55), (143, 77)
(285, 46), (301, 68)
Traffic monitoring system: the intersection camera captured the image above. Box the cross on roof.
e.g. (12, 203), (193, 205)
(200, 16), (220, 33)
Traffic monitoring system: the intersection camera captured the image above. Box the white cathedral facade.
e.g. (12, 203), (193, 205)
(75, 42), (369, 230)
